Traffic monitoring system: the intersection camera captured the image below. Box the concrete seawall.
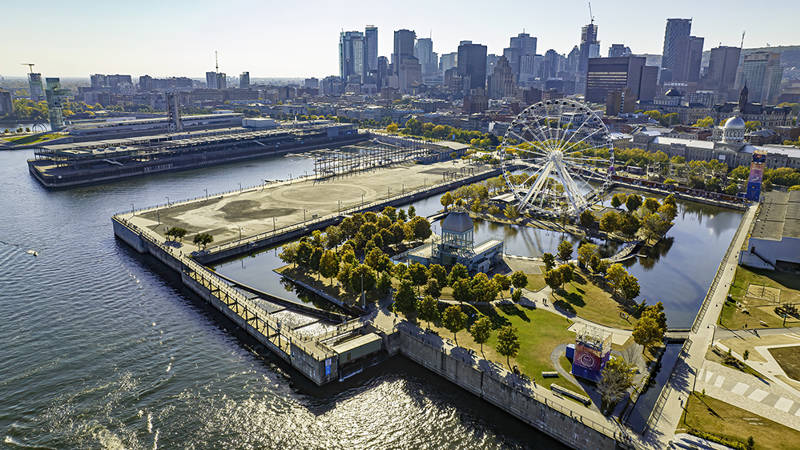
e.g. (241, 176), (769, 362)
(387, 329), (625, 450)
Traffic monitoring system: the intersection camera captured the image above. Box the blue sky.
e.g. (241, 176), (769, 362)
(2, 0), (797, 78)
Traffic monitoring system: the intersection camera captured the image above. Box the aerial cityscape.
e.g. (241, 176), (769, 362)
(2, 1), (800, 449)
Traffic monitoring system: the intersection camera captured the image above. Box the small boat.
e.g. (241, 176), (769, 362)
(26, 249), (38, 257)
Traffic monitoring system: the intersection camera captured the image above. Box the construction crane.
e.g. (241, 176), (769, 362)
(21, 63), (35, 73)
(588, 1), (595, 24)
(740, 31), (746, 49)
(215, 51), (219, 73)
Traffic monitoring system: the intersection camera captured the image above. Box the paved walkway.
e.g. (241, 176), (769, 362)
(696, 360), (800, 430)
(646, 204), (758, 447)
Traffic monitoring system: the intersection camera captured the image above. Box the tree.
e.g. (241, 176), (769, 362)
(452, 279), (473, 304)
(448, 263), (469, 286)
(493, 274), (512, 292)
(544, 269), (562, 292)
(376, 270), (392, 295)
(541, 252), (556, 271)
(428, 264), (448, 286)
(192, 232), (213, 248)
(424, 278), (441, 299)
(318, 250), (339, 285)
(397, 209), (407, 222)
(611, 193), (627, 208)
(577, 243), (598, 268)
(324, 225), (343, 249)
(642, 301), (667, 332)
(365, 247), (391, 272)
(442, 305), (467, 344)
(632, 315), (663, 353)
(470, 316), (492, 354)
(408, 262), (429, 294)
(579, 209), (596, 228)
(394, 279), (417, 316)
(589, 254), (601, 273)
(598, 357), (636, 413)
(440, 192), (454, 211)
(407, 205), (416, 218)
(279, 243), (298, 267)
(600, 210), (621, 233)
(496, 325), (520, 368)
(386, 123), (399, 133)
(503, 204), (520, 219)
(350, 264), (377, 299)
(618, 274), (640, 302)
(511, 271), (528, 290)
(417, 295), (440, 329)
(409, 216), (432, 240)
(558, 264), (574, 286)
(166, 226), (187, 241)
(643, 197), (660, 213)
(606, 263), (628, 293)
(381, 206), (397, 222)
(625, 194), (642, 213)
(692, 116), (714, 128)
(744, 120), (762, 131)
(557, 239), (573, 261)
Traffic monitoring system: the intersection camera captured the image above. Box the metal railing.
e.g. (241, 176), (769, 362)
(642, 338), (692, 436)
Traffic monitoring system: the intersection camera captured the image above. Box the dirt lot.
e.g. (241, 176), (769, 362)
(770, 345), (800, 381)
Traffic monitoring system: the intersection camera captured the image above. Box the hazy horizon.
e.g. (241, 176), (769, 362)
(3, 0), (798, 79)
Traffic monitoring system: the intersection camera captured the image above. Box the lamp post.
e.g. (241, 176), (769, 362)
(131, 203), (135, 214)
(204, 188), (208, 198)
(165, 196), (169, 206)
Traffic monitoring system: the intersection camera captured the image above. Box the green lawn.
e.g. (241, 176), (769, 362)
(2, 132), (63, 146)
(679, 392), (800, 450)
(550, 269), (638, 330)
(720, 265), (800, 329)
(525, 272), (546, 291)
(425, 302), (586, 395)
(769, 346), (800, 381)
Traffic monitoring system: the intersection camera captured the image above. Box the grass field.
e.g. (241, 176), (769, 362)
(549, 269), (638, 329)
(720, 266), (800, 329)
(1, 132), (63, 146)
(424, 302), (586, 395)
(769, 346), (800, 381)
(679, 392), (800, 450)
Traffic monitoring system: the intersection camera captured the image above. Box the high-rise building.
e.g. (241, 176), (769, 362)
(304, 77), (319, 89)
(608, 44), (631, 58)
(737, 52), (783, 104)
(579, 23), (599, 74)
(339, 30), (365, 82)
(585, 56), (654, 104)
(239, 72), (250, 89)
(392, 29), (421, 93)
(639, 66), (659, 102)
(206, 71), (218, 89)
(660, 18), (692, 83)
(377, 56), (389, 89)
(503, 32), (537, 85)
(90, 74), (107, 89)
(216, 73), (226, 89)
(703, 46), (741, 98)
(44, 78), (68, 130)
(28, 73), (45, 102)
(687, 36), (704, 83)
(364, 25), (378, 75)
(0, 89), (13, 115)
(414, 37), (438, 77)
(440, 52), (458, 73)
(392, 29), (416, 71)
(542, 49), (562, 80)
(458, 41), (487, 94)
(488, 55), (515, 99)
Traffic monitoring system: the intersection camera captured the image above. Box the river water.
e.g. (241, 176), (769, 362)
(0, 150), (567, 449)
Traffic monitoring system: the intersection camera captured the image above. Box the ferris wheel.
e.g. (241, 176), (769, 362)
(498, 99), (614, 218)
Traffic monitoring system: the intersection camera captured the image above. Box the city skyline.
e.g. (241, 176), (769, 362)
(3, 0), (798, 79)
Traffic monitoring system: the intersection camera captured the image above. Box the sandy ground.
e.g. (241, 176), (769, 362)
(126, 159), (481, 247)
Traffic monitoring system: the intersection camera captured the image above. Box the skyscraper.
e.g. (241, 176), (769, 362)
(488, 55), (515, 99)
(579, 23), (599, 74)
(339, 31), (365, 82)
(660, 18), (692, 83)
(391, 29), (421, 93)
(364, 25), (378, 76)
(542, 50), (562, 80)
(392, 29), (416, 71)
(206, 71), (217, 89)
(440, 52), (458, 73)
(503, 32), (537, 85)
(703, 46), (741, 98)
(414, 37), (438, 77)
(686, 36), (704, 83)
(458, 41), (488, 94)
(239, 72), (250, 89)
(44, 78), (67, 130)
(737, 52), (783, 104)
(27, 73), (45, 101)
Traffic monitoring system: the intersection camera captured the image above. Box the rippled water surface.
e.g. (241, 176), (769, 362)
(0, 150), (565, 449)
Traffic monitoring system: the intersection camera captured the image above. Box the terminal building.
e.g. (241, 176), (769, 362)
(404, 210), (503, 272)
(740, 190), (800, 272)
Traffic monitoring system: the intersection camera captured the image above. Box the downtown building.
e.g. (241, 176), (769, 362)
(702, 46), (741, 100)
(736, 51), (783, 105)
(585, 56), (658, 106)
(659, 18), (703, 84)
(390, 29), (422, 94)
(503, 32), (536, 86)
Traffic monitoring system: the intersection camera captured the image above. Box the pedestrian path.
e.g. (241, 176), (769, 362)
(697, 360), (800, 430)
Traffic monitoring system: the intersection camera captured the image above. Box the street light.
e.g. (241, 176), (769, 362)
(204, 188), (208, 198)
(165, 196), (169, 205)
